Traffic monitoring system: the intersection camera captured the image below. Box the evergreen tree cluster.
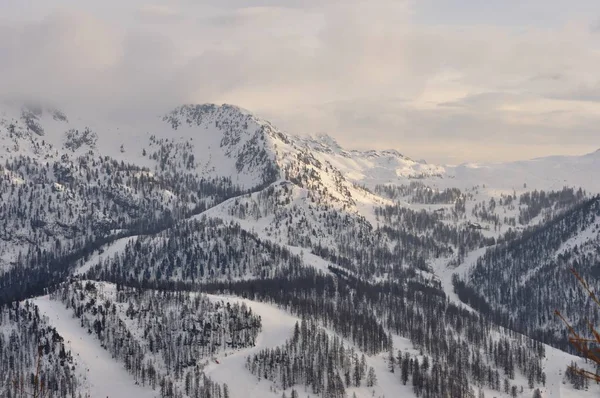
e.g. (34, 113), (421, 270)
(0, 150), (256, 304)
(375, 182), (465, 205)
(201, 265), (547, 397)
(0, 152), (245, 259)
(51, 280), (258, 397)
(375, 204), (496, 266)
(219, 181), (377, 277)
(457, 196), (600, 350)
(215, 180), (481, 281)
(564, 361), (589, 390)
(86, 217), (305, 283)
(0, 301), (84, 398)
(518, 187), (586, 225)
(247, 319), (374, 397)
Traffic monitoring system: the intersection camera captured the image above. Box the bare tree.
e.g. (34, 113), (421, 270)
(556, 268), (600, 382)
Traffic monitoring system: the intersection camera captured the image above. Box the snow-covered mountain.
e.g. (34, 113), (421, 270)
(3, 101), (598, 208)
(294, 132), (600, 194)
(1, 101), (599, 398)
(0, 102), (278, 189)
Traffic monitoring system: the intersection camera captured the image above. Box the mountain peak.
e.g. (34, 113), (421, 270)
(220, 103), (254, 116)
(313, 133), (342, 149)
(297, 133), (342, 151)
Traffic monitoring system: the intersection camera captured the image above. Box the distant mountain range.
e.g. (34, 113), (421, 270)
(0, 101), (598, 398)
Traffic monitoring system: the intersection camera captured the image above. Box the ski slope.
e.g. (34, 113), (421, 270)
(27, 292), (599, 398)
(203, 295), (302, 398)
(32, 295), (159, 398)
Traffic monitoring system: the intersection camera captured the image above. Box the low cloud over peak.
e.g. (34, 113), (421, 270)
(1, 0), (599, 163)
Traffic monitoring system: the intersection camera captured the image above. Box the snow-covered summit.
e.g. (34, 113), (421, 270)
(2, 100), (600, 398)
(2, 100), (599, 195)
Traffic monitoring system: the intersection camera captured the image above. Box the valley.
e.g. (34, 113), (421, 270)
(1, 102), (599, 397)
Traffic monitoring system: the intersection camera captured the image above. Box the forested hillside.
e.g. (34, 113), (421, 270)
(1, 102), (599, 397)
(0, 300), (86, 397)
(456, 196), (600, 350)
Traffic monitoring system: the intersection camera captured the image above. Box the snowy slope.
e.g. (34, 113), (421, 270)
(25, 290), (600, 398)
(33, 295), (158, 398)
(74, 235), (140, 276)
(202, 295), (304, 398)
(203, 295), (414, 398)
(0, 102), (280, 190)
(297, 133), (600, 194)
(298, 133), (444, 183)
(4, 101), (600, 196)
(445, 150), (600, 193)
(4, 100), (600, 397)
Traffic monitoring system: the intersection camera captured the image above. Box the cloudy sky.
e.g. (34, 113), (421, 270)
(1, 0), (599, 163)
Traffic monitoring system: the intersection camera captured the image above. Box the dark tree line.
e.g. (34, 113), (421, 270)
(85, 217), (305, 283)
(375, 204), (496, 266)
(247, 319), (373, 397)
(195, 264), (546, 397)
(457, 195), (600, 351)
(518, 187), (586, 225)
(0, 301), (84, 398)
(51, 280), (255, 398)
(375, 182), (465, 205)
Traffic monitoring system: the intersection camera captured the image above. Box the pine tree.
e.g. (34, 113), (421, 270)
(401, 354), (410, 385)
(353, 358), (362, 387)
(366, 367), (377, 387)
(388, 333), (395, 373)
(360, 354), (367, 381)
(223, 383), (230, 398)
(412, 359), (421, 395)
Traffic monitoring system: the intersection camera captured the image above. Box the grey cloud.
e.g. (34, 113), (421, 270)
(270, 96), (600, 163)
(529, 73), (565, 82)
(137, 4), (183, 23)
(547, 84), (600, 103)
(0, 1), (599, 163)
(0, 10), (202, 120)
(438, 92), (527, 109)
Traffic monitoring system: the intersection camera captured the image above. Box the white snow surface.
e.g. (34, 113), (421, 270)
(3, 101), (599, 196)
(4, 102), (600, 397)
(75, 235), (139, 275)
(300, 134), (600, 194)
(24, 291), (600, 398)
(202, 295), (301, 398)
(32, 295), (159, 398)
